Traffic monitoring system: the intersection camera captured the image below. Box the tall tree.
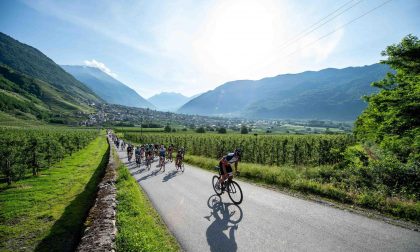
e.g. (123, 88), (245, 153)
(354, 35), (420, 162)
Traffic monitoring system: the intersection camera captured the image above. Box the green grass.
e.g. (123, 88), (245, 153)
(114, 149), (181, 252)
(0, 136), (109, 252)
(184, 154), (420, 223)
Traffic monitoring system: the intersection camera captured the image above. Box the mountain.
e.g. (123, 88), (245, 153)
(0, 32), (102, 108)
(0, 64), (91, 123)
(0, 32), (106, 123)
(147, 92), (191, 111)
(178, 64), (391, 121)
(62, 65), (154, 109)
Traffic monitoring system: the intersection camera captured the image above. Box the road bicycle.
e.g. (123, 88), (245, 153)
(212, 166), (243, 205)
(159, 156), (166, 172)
(145, 155), (152, 170)
(166, 151), (173, 163)
(135, 154), (141, 167)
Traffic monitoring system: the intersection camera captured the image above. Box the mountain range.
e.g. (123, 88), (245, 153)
(147, 92), (194, 111)
(0, 31), (392, 123)
(62, 65), (154, 109)
(178, 64), (391, 121)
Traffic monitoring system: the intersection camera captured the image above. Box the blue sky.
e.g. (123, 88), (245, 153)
(0, 0), (419, 98)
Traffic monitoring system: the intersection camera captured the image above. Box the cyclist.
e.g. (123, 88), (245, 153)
(135, 146), (141, 166)
(140, 145), (145, 161)
(218, 149), (241, 189)
(145, 144), (153, 170)
(154, 144), (160, 157)
(175, 147), (185, 170)
(159, 144), (166, 172)
(149, 144), (155, 160)
(127, 144), (133, 162)
(167, 144), (174, 162)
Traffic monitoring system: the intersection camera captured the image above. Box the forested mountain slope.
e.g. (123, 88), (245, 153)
(179, 64), (391, 120)
(0, 32), (102, 107)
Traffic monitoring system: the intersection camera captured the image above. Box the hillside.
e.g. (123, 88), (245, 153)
(0, 32), (102, 108)
(0, 64), (91, 123)
(62, 65), (154, 109)
(147, 92), (190, 111)
(178, 64), (391, 120)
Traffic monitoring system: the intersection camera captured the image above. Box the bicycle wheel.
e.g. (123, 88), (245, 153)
(212, 175), (223, 196)
(227, 181), (243, 205)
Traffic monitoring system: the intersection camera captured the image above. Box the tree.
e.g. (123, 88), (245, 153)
(164, 124), (171, 132)
(354, 35), (420, 162)
(218, 127), (227, 134)
(196, 127), (205, 133)
(240, 126), (248, 134)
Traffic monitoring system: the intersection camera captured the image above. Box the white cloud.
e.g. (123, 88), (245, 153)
(84, 59), (118, 78)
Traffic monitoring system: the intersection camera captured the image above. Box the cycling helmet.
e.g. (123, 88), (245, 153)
(234, 148), (242, 160)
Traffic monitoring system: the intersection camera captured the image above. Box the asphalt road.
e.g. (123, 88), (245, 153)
(114, 145), (420, 252)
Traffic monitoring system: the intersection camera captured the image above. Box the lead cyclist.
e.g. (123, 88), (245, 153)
(218, 149), (241, 189)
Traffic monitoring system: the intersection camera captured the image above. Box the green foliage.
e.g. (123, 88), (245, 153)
(115, 150), (180, 252)
(355, 35), (420, 162)
(195, 127), (205, 133)
(0, 137), (109, 251)
(217, 127), (227, 134)
(240, 125), (248, 134)
(164, 124), (171, 132)
(0, 127), (99, 183)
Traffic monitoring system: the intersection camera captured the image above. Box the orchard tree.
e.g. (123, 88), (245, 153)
(218, 127), (227, 134)
(164, 124), (171, 133)
(354, 34), (419, 162)
(240, 126), (248, 134)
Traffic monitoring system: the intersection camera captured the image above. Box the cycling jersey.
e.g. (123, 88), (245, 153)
(159, 147), (166, 157)
(224, 153), (239, 164)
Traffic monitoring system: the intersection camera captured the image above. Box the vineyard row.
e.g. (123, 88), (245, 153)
(122, 133), (355, 166)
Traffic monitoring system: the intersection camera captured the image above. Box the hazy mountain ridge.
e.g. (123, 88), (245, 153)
(62, 65), (154, 109)
(147, 92), (192, 111)
(178, 64), (391, 120)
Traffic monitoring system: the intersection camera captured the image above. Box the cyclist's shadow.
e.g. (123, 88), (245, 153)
(204, 194), (243, 252)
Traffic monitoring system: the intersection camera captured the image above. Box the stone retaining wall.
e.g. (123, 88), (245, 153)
(76, 138), (117, 252)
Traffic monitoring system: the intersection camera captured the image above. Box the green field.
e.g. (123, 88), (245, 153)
(0, 136), (109, 251)
(114, 148), (180, 252)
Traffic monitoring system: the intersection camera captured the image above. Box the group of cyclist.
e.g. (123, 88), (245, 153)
(125, 142), (186, 172)
(108, 130), (242, 192)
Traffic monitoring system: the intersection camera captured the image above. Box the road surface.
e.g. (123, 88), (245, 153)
(114, 144), (420, 252)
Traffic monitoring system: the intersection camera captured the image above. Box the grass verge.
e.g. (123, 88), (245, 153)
(0, 136), (109, 252)
(184, 154), (420, 224)
(114, 148), (181, 252)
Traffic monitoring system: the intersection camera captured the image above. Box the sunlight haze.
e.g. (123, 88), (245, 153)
(0, 0), (418, 98)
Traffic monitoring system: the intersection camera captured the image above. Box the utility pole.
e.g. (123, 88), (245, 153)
(140, 116), (143, 142)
